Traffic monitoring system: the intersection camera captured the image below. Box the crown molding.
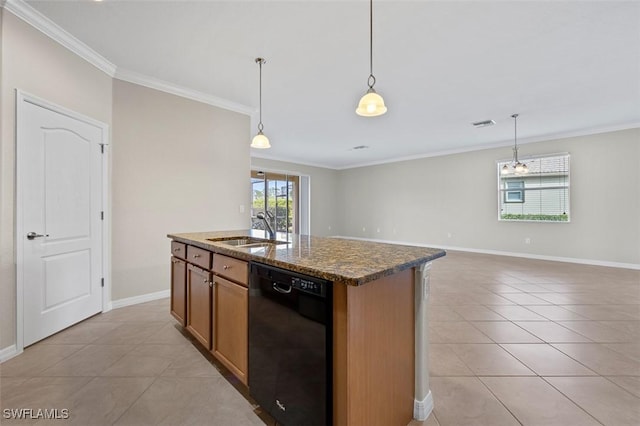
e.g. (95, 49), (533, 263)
(253, 122), (640, 171)
(115, 68), (255, 116)
(2, 0), (253, 115)
(251, 152), (340, 170)
(2, 0), (116, 76)
(335, 121), (640, 170)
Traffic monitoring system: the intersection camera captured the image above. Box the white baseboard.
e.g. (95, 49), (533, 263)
(0, 344), (20, 363)
(441, 245), (640, 270)
(110, 289), (170, 310)
(414, 390), (434, 421)
(332, 236), (640, 270)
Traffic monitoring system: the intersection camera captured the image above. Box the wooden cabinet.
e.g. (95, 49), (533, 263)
(170, 257), (187, 325)
(170, 240), (249, 384)
(186, 264), (212, 349)
(213, 275), (248, 384)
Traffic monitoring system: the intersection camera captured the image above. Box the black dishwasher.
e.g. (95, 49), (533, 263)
(249, 262), (332, 426)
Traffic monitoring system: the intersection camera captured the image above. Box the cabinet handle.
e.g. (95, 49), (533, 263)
(203, 278), (208, 283)
(193, 254), (201, 258)
(223, 265), (230, 270)
(209, 281), (213, 288)
(173, 247), (181, 252)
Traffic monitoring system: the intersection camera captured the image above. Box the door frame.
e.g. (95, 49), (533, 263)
(15, 90), (111, 354)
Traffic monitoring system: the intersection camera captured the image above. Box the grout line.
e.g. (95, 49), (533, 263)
(110, 375), (159, 425)
(474, 376), (525, 426)
(539, 376), (606, 426)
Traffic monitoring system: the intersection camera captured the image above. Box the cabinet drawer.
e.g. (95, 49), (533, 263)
(213, 254), (248, 286)
(171, 241), (187, 260)
(187, 245), (212, 270)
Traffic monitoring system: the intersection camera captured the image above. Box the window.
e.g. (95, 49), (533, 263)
(498, 153), (570, 222)
(504, 181), (524, 203)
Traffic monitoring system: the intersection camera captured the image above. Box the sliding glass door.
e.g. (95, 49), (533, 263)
(251, 171), (299, 234)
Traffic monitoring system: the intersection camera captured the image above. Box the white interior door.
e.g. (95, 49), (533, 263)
(18, 95), (105, 347)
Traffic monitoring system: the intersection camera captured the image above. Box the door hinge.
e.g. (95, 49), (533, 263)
(101, 278), (104, 287)
(100, 211), (104, 220)
(100, 144), (105, 154)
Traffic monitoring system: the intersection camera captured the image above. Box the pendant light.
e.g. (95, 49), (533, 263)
(501, 113), (528, 175)
(251, 57), (271, 149)
(356, 0), (387, 117)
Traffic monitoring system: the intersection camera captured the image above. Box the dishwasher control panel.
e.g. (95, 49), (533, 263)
(291, 277), (325, 297)
(252, 261), (329, 299)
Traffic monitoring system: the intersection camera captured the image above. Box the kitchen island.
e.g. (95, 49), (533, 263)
(168, 230), (445, 426)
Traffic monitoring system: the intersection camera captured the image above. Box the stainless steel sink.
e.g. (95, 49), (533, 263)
(207, 237), (288, 248)
(239, 242), (277, 248)
(219, 238), (264, 246)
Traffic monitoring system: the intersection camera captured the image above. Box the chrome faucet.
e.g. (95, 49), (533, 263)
(256, 212), (275, 239)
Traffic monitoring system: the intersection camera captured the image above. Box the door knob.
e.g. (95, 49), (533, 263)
(26, 232), (49, 240)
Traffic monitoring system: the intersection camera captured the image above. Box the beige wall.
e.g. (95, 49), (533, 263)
(112, 80), (250, 300)
(338, 128), (640, 265)
(250, 157), (341, 237)
(0, 11), (113, 349)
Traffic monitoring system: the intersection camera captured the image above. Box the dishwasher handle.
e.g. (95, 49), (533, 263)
(272, 282), (292, 294)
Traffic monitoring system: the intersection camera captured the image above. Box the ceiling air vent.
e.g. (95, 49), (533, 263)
(472, 119), (496, 128)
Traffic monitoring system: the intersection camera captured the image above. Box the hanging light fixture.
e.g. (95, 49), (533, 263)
(356, 0), (387, 117)
(501, 113), (528, 175)
(251, 57), (271, 149)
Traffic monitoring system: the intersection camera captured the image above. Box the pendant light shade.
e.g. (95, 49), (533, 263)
(356, 88), (387, 117)
(251, 131), (270, 149)
(251, 57), (271, 149)
(356, 0), (387, 117)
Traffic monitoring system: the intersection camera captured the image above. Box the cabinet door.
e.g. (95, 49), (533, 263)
(187, 265), (212, 349)
(170, 257), (187, 325)
(213, 275), (248, 384)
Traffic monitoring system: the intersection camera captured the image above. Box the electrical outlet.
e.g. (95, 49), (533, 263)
(239, 204), (245, 213)
(376, 228), (380, 233)
(362, 227), (366, 232)
(447, 232), (452, 238)
(525, 237), (531, 244)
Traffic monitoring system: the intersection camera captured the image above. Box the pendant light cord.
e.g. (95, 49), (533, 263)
(368, 0), (376, 89)
(512, 113), (519, 163)
(257, 58), (264, 132)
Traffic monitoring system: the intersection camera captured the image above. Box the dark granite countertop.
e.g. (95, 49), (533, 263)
(167, 230), (446, 286)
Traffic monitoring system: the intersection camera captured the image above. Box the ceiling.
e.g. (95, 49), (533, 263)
(25, 0), (640, 169)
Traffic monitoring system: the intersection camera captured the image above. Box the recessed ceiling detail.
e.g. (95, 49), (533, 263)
(472, 120), (496, 128)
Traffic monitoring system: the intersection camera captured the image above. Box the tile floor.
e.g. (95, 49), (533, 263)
(413, 251), (640, 426)
(1, 251), (639, 425)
